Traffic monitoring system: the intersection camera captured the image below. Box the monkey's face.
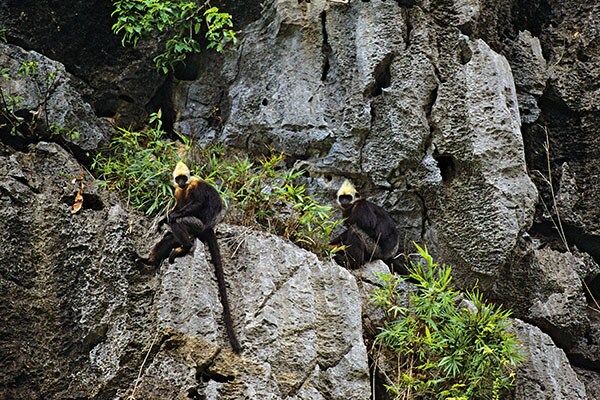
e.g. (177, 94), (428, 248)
(337, 193), (354, 209)
(337, 179), (358, 209)
(173, 161), (191, 188)
(174, 174), (189, 188)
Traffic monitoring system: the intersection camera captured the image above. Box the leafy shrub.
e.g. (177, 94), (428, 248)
(112, 0), (236, 73)
(189, 144), (341, 253)
(371, 244), (523, 400)
(92, 115), (340, 255)
(0, 60), (72, 138)
(92, 111), (185, 214)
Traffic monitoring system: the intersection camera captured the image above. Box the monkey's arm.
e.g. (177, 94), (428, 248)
(168, 190), (208, 222)
(346, 201), (378, 238)
(156, 215), (168, 231)
(329, 230), (347, 245)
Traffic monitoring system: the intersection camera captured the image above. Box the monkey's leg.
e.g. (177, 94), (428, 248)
(202, 228), (242, 353)
(176, 216), (208, 232)
(388, 256), (412, 276)
(336, 244), (365, 269)
(136, 232), (179, 267)
(168, 222), (195, 263)
(332, 230), (365, 269)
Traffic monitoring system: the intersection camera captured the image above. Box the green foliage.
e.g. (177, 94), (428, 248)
(203, 7), (236, 52)
(17, 60), (38, 78)
(92, 116), (340, 255)
(372, 244), (523, 400)
(92, 110), (186, 215)
(111, 0), (236, 74)
(0, 61), (35, 135)
(190, 145), (341, 254)
(0, 87), (24, 136)
(0, 60), (67, 138)
(49, 123), (81, 140)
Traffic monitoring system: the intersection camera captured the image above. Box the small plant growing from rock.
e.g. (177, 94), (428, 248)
(92, 113), (340, 255)
(190, 145), (341, 254)
(0, 59), (76, 140)
(371, 243), (523, 400)
(92, 110), (185, 215)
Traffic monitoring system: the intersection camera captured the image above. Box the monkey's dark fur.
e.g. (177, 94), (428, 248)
(330, 180), (401, 270)
(136, 162), (241, 353)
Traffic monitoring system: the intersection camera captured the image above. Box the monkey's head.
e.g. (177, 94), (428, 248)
(337, 179), (359, 209)
(173, 161), (191, 188)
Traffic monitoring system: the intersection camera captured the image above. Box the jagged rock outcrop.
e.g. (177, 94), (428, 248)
(169, 0), (600, 386)
(575, 367), (600, 400)
(141, 224), (370, 400)
(0, 141), (369, 399)
(1, 0), (263, 127)
(511, 319), (588, 400)
(0, 42), (112, 154)
(175, 0), (540, 286)
(513, 0), (600, 255)
(1, 0), (599, 398)
(0, 0), (165, 127)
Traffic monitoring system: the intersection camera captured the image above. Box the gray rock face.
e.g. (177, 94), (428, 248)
(512, 319), (588, 400)
(141, 225), (370, 400)
(519, 1), (600, 247)
(0, 141), (139, 399)
(429, 36), (538, 278)
(1, 0), (165, 127)
(525, 248), (596, 349)
(0, 43), (112, 152)
(575, 367), (600, 400)
(507, 30), (548, 125)
(0, 142), (369, 399)
(170, 2), (599, 391)
(176, 0), (538, 284)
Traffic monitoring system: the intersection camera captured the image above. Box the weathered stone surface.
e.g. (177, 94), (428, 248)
(0, 141), (145, 399)
(218, 0), (332, 158)
(169, 3), (600, 389)
(492, 243), (600, 361)
(575, 367), (600, 400)
(525, 248), (594, 348)
(1, 0), (165, 126)
(512, 319), (588, 400)
(0, 142), (370, 399)
(122, 229), (372, 400)
(506, 30), (548, 124)
(429, 36), (538, 279)
(570, 308), (600, 373)
(0, 43), (112, 152)
(520, 1), (600, 249)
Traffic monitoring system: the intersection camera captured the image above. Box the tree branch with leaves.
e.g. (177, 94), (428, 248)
(111, 0), (237, 74)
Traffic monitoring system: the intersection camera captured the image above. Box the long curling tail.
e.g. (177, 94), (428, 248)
(205, 229), (242, 353)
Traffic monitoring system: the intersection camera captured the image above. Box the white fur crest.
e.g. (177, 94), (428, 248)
(337, 179), (357, 197)
(173, 161), (190, 178)
(173, 161), (190, 185)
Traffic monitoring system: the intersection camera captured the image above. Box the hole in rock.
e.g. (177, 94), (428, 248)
(434, 154), (456, 182)
(62, 193), (105, 211)
(368, 54), (393, 97)
(197, 369), (234, 383)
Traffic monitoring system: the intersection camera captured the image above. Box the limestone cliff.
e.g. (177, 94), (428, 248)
(1, 0), (599, 398)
